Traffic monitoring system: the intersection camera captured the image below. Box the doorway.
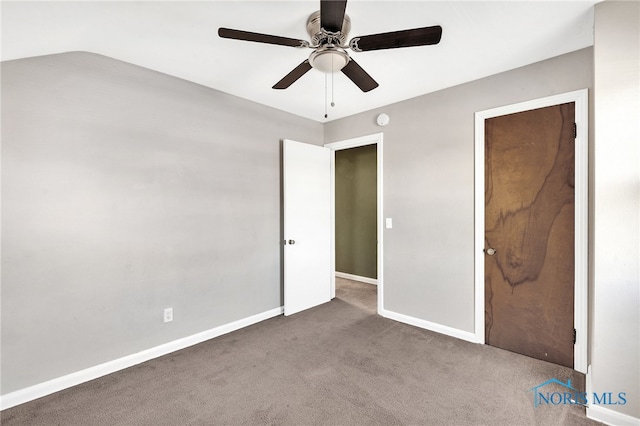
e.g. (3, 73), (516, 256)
(325, 133), (384, 314)
(335, 144), (377, 283)
(474, 90), (588, 373)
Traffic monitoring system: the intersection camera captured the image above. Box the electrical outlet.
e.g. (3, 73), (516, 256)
(163, 307), (173, 323)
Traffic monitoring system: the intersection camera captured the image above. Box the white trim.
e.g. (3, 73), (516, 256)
(585, 365), (640, 426)
(325, 132), (384, 315)
(0, 307), (283, 410)
(586, 364), (593, 405)
(380, 308), (478, 343)
(335, 271), (377, 285)
(474, 89), (589, 373)
(587, 405), (640, 426)
(329, 145), (337, 299)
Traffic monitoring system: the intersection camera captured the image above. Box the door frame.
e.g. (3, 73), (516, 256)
(325, 133), (384, 315)
(474, 89), (588, 373)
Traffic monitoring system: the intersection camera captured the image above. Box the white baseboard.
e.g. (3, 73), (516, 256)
(380, 308), (479, 344)
(335, 271), (377, 285)
(586, 366), (640, 425)
(0, 306), (283, 410)
(587, 404), (640, 426)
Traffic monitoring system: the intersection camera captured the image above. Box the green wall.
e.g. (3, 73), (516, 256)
(335, 144), (377, 279)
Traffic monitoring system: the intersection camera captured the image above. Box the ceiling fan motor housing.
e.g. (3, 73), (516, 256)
(306, 10), (351, 46)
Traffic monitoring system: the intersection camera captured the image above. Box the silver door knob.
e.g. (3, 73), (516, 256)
(288, 239), (296, 245)
(485, 247), (496, 256)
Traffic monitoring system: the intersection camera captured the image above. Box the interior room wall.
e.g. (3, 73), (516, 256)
(324, 47), (593, 334)
(0, 51), (323, 395)
(590, 1), (640, 421)
(335, 145), (377, 279)
(6, 34), (636, 421)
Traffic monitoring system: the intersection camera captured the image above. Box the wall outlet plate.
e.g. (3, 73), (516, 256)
(163, 307), (173, 323)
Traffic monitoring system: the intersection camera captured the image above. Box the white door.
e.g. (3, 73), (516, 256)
(283, 139), (331, 316)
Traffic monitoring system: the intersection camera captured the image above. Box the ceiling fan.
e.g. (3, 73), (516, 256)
(218, 0), (442, 92)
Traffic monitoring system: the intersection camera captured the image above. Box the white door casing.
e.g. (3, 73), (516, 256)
(325, 132), (384, 314)
(474, 89), (588, 373)
(283, 139), (332, 316)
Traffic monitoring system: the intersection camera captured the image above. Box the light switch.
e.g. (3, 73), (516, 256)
(385, 218), (393, 229)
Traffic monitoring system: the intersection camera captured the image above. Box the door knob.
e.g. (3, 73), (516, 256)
(288, 239), (296, 245)
(484, 247), (496, 256)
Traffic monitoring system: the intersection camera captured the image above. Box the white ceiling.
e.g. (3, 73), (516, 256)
(1, 1), (598, 122)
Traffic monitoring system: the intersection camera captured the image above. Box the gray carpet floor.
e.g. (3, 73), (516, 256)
(2, 278), (600, 425)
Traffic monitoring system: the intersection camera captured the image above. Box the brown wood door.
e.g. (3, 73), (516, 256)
(484, 102), (575, 368)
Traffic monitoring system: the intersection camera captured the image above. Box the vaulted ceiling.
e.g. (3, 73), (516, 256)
(2, 1), (599, 122)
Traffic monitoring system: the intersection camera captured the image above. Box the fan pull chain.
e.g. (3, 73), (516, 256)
(324, 73), (328, 119)
(323, 55), (338, 119)
(331, 55), (335, 108)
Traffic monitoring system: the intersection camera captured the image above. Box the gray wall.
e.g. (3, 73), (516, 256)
(6, 40), (636, 419)
(591, 1), (639, 419)
(325, 47), (593, 333)
(1, 51), (323, 394)
(335, 145), (377, 279)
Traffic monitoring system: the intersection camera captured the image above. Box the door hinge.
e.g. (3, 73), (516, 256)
(573, 123), (577, 139)
(573, 328), (577, 344)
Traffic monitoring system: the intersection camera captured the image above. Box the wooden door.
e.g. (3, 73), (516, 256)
(283, 139), (331, 316)
(484, 102), (575, 368)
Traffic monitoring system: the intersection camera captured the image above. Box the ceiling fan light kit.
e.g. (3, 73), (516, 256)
(218, 0), (442, 113)
(309, 47), (349, 73)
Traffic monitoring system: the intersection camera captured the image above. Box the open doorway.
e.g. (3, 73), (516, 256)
(335, 144), (377, 283)
(325, 133), (383, 314)
(335, 144), (377, 314)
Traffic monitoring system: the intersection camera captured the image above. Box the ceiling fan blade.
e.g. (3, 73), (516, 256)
(341, 59), (378, 92)
(273, 60), (313, 89)
(218, 28), (307, 48)
(350, 26), (442, 51)
(320, 0), (348, 33)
